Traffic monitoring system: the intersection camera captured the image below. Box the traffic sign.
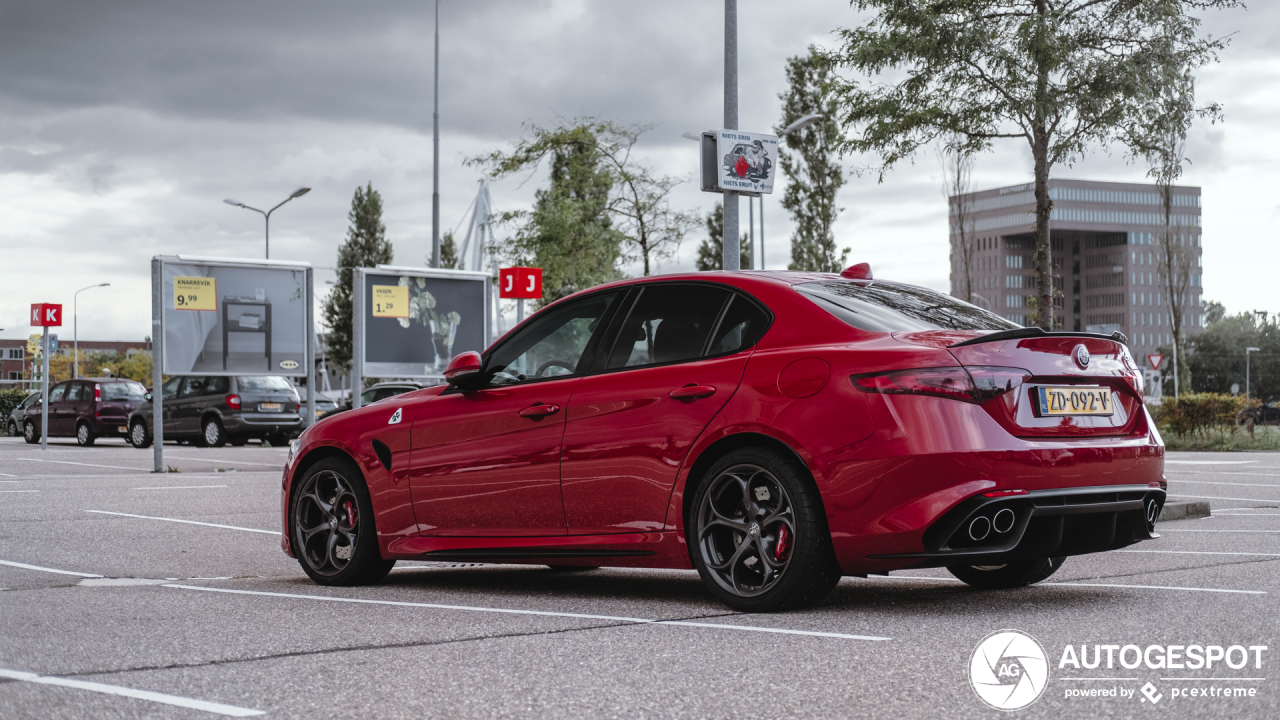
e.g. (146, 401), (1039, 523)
(30, 303), (62, 327)
(499, 267), (543, 299)
(699, 129), (779, 196)
(1147, 354), (1164, 371)
(49, 334), (59, 355)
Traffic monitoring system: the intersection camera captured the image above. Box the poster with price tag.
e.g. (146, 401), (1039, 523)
(158, 256), (310, 376)
(174, 276), (217, 311)
(371, 285), (409, 318)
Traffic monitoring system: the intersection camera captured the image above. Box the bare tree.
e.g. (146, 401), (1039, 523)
(938, 138), (976, 303)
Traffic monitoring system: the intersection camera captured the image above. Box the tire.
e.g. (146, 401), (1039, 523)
(23, 420), (39, 444)
(6, 420), (16, 438)
(947, 557), (1067, 590)
(290, 456), (395, 586)
(228, 436), (248, 447)
(129, 420), (153, 449)
(76, 421), (96, 447)
(202, 417), (227, 448)
(687, 447), (840, 612)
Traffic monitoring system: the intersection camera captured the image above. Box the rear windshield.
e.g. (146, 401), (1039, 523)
(239, 376), (296, 392)
(795, 280), (1021, 333)
(102, 382), (147, 401)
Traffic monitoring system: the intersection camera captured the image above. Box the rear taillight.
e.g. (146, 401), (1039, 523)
(94, 384), (101, 401)
(226, 394), (241, 409)
(1124, 370), (1144, 398)
(852, 366), (1031, 404)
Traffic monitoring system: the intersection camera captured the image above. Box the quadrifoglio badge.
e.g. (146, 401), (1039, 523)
(969, 630), (1269, 710)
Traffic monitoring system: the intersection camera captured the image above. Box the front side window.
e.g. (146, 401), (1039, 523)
(204, 377), (230, 395)
(605, 284), (732, 369)
(179, 377), (207, 398)
(162, 377), (181, 400)
(485, 292), (618, 386)
(49, 384), (67, 403)
(795, 280), (1021, 333)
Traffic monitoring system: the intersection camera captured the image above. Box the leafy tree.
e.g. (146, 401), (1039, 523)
(477, 123), (623, 306)
(827, 0), (1235, 329)
(471, 119), (697, 279)
(440, 230), (460, 269)
(1188, 306), (1279, 402)
(695, 203), (750, 271)
(777, 47), (848, 273)
(322, 183), (394, 371)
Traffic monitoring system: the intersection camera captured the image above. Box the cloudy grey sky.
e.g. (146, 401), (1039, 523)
(1, 0), (1275, 342)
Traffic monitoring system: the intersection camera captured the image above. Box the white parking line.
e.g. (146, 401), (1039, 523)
(86, 510), (279, 536)
(0, 559), (104, 578)
(1168, 494), (1280, 503)
(1174, 480), (1280, 488)
(1159, 529), (1280, 534)
(876, 575), (1265, 594)
(0, 489), (39, 493)
(165, 457), (283, 468)
(1214, 513), (1280, 517)
(133, 485), (229, 491)
(163, 584), (892, 641)
(1119, 549), (1280, 558)
(0, 667), (264, 717)
(0, 471), (16, 477)
(1166, 460), (1259, 465)
(1168, 471), (1280, 478)
(17, 457), (151, 471)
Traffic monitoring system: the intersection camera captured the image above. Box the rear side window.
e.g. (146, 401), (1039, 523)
(795, 280), (1021, 333)
(708, 295), (771, 355)
(103, 382), (147, 401)
(204, 377), (230, 394)
(67, 384), (83, 401)
(606, 285), (732, 369)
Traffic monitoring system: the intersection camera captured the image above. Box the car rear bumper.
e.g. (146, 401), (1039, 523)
(864, 484), (1164, 569)
(224, 413), (303, 435)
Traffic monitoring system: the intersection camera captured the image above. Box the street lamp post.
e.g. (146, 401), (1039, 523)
(74, 283), (110, 378)
(224, 187), (311, 259)
(1246, 346), (1261, 399)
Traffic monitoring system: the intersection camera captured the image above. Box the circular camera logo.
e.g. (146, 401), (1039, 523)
(969, 630), (1049, 711)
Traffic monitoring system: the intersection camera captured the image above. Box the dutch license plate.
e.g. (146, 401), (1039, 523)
(258, 402), (282, 412)
(118, 426), (127, 433)
(1035, 386), (1114, 417)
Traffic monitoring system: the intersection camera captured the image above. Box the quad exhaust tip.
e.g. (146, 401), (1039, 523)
(968, 516), (991, 541)
(1146, 498), (1159, 531)
(992, 508), (1016, 534)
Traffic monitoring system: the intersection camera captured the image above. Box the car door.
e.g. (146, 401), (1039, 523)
(408, 291), (621, 537)
(65, 382), (88, 434)
(174, 377), (207, 436)
(559, 284), (771, 535)
(45, 383), (70, 435)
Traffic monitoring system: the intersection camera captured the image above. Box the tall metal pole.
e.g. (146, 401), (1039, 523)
(151, 258), (165, 472)
(759, 197), (764, 270)
(721, 0), (739, 272)
(40, 326), (49, 451)
(747, 197), (754, 270)
(305, 267), (316, 427)
(431, 0), (441, 269)
(264, 214), (270, 260)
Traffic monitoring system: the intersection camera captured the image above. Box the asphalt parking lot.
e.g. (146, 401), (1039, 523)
(1, 437), (1276, 719)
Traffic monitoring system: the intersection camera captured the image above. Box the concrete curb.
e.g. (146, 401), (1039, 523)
(1159, 500), (1211, 522)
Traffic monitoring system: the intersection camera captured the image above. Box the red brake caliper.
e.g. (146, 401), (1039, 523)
(343, 499), (358, 529)
(774, 524), (790, 561)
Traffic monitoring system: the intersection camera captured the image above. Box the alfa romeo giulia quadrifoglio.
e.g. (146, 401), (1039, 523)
(280, 265), (1164, 612)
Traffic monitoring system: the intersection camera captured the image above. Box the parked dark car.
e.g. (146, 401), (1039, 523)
(7, 391), (40, 437)
(313, 396), (339, 420)
(22, 378), (148, 445)
(322, 381), (430, 419)
(1243, 401), (1280, 425)
(128, 375), (303, 448)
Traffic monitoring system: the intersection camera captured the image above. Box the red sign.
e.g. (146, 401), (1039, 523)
(1147, 354), (1164, 371)
(498, 267), (543, 299)
(30, 303), (63, 327)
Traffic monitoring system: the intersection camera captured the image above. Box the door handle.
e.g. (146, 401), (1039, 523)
(669, 384), (716, 400)
(518, 403), (560, 419)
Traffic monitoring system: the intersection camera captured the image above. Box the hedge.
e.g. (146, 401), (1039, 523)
(1153, 393), (1253, 437)
(0, 388), (29, 435)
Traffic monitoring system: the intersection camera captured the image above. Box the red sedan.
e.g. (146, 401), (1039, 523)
(281, 267), (1164, 612)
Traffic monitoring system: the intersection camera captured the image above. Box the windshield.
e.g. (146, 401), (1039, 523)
(102, 382), (147, 401)
(239, 376), (296, 392)
(795, 280), (1021, 333)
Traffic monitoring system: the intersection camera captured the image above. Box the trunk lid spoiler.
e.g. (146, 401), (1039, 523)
(948, 327), (1129, 349)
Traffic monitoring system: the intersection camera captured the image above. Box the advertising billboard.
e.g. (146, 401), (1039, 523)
(354, 266), (491, 380)
(158, 256), (311, 376)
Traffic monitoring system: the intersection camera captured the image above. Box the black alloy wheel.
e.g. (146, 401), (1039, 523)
(23, 420), (39, 444)
(290, 457), (395, 586)
(129, 420), (152, 449)
(947, 557), (1067, 589)
(202, 418), (226, 448)
(688, 448), (840, 612)
(76, 422), (96, 447)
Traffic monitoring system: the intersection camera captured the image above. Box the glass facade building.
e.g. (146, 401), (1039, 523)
(949, 179), (1203, 365)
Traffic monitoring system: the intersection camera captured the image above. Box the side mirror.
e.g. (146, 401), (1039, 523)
(443, 351), (483, 390)
(144, 392), (153, 401)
